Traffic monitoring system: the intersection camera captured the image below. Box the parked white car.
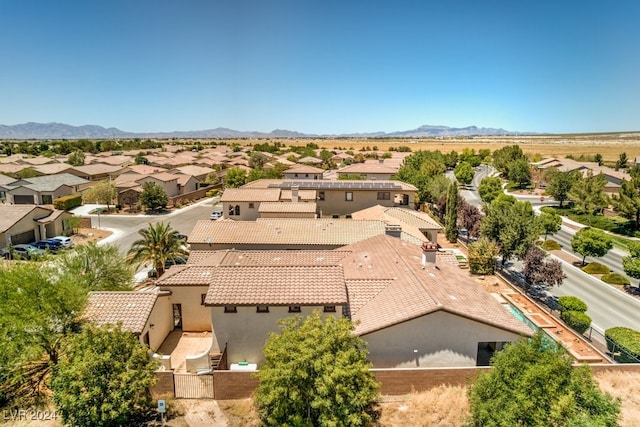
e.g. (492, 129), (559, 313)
(50, 235), (73, 248)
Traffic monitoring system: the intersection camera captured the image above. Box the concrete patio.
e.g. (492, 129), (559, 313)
(157, 330), (213, 373)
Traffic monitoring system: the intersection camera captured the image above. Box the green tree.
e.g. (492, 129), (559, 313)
(56, 243), (134, 291)
(545, 169), (579, 208)
(467, 237), (500, 275)
(613, 165), (640, 229)
(467, 333), (620, 426)
(0, 263), (86, 407)
(134, 152), (149, 164)
(481, 196), (541, 262)
(571, 228), (613, 265)
(616, 152), (628, 169)
(254, 312), (380, 426)
(445, 182), (458, 242)
(568, 171), (609, 225)
(478, 176), (503, 203)
(127, 221), (188, 277)
(424, 174), (451, 204)
(66, 149), (85, 166)
(140, 181), (168, 211)
(622, 241), (640, 286)
(453, 161), (474, 185)
(248, 151), (267, 169)
(508, 158), (532, 188)
(51, 324), (158, 427)
(492, 145), (526, 177)
(82, 179), (117, 211)
(539, 211), (562, 240)
(225, 166), (247, 188)
(594, 153), (604, 166)
(66, 216), (82, 234)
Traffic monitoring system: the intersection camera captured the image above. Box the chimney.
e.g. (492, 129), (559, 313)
(291, 185), (299, 203)
(385, 224), (402, 238)
(378, 158), (384, 165)
(421, 241), (438, 267)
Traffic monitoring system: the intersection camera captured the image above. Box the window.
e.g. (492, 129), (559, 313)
(318, 191), (325, 201)
(234, 205), (240, 216)
(224, 305), (237, 313)
(201, 294), (207, 305)
(345, 192), (353, 202)
(257, 305), (269, 313)
(288, 305), (301, 313)
(248, 203), (255, 209)
(323, 305), (336, 313)
(377, 192), (390, 200)
(228, 205), (235, 216)
(42, 194), (53, 204)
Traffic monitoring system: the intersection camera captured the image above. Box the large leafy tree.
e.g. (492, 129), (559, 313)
(539, 211), (562, 240)
(478, 176), (503, 203)
(66, 149), (85, 166)
(225, 166), (247, 188)
(56, 242), (134, 291)
(127, 221), (188, 277)
(467, 237), (500, 275)
(522, 246), (565, 287)
(81, 179), (117, 211)
(453, 161), (474, 185)
(492, 144), (526, 177)
(568, 171), (609, 225)
(445, 181), (458, 242)
(394, 150), (447, 204)
(571, 227), (613, 265)
(140, 181), (168, 211)
(622, 241), (640, 286)
(458, 198), (482, 241)
(545, 168), (579, 208)
(481, 195), (541, 261)
(254, 312), (380, 426)
(613, 165), (640, 229)
(468, 333), (620, 426)
(51, 324), (158, 427)
(0, 263), (86, 407)
(507, 158), (532, 188)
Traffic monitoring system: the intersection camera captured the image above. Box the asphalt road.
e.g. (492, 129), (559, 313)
(92, 198), (219, 254)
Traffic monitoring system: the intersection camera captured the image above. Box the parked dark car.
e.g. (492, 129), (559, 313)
(12, 244), (46, 259)
(32, 239), (63, 251)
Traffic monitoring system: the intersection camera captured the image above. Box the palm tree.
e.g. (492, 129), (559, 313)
(127, 222), (188, 277)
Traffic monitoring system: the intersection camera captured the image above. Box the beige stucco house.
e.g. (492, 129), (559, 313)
(282, 164), (325, 180)
(0, 205), (73, 247)
(84, 291), (173, 350)
(2, 173), (89, 205)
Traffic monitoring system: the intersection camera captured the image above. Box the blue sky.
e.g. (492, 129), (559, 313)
(1, 1), (639, 134)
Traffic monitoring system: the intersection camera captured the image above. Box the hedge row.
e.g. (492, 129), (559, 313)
(560, 311), (591, 334)
(601, 273), (630, 286)
(582, 262), (611, 275)
(54, 194), (82, 210)
(605, 327), (640, 363)
(558, 296), (588, 313)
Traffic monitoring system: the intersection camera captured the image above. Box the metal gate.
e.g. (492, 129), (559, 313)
(173, 373), (214, 399)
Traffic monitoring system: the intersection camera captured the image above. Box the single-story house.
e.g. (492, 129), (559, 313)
(0, 205), (73, 247)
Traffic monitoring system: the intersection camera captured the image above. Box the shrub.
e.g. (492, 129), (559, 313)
(582, 262), (611, 274)
(601, 273), (630, 286)
(541, 239), (561, 251)
(558, 295), (588, 313)
(540, 206), (557, 214)
(605, 327), (640, 363)
(561, 310), (591, 334)
(53, 194), (82, 210)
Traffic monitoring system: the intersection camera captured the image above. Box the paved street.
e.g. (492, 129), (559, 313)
(89, 198), (219, 254)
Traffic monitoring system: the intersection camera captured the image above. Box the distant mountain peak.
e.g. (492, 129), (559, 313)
(0, 122), (518, 139)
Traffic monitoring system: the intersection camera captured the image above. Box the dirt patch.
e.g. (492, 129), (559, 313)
(70, 228), (112, 246)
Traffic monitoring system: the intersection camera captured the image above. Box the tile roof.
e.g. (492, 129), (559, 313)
(127, 164), (166, 175)
(241, 179), (417, 191)
(188, 218), (387, 246)
(337, 163), (398, 174)
(73, 164), (126, 175)
(0, 205), (48, 232)
(220, 188), (281, 202)
(174, 165), (216, 177)
(258, 202), (317, 213)
(5, 173), (89, 191)
(380, 207), (442, 230)
(84, 291), (159, 334)
(351, 205), (441, 243)
(144, 172), (180, 182)
(283, 164), (324, 174)
(279, 189), (316, 201)
(340, 235), (532, 337)
(204, 265), (347, 305)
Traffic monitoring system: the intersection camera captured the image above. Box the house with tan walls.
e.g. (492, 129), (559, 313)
(0, 205), (74, 248)
(239, 179), (417, 217)
(2, 173), (90, 205)
(282, 164), (325, 180)
(84, 291), (173, 351)
(336, 162), (398, 180)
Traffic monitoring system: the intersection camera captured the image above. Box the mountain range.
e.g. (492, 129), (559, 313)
(0, 122), (518, 140)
